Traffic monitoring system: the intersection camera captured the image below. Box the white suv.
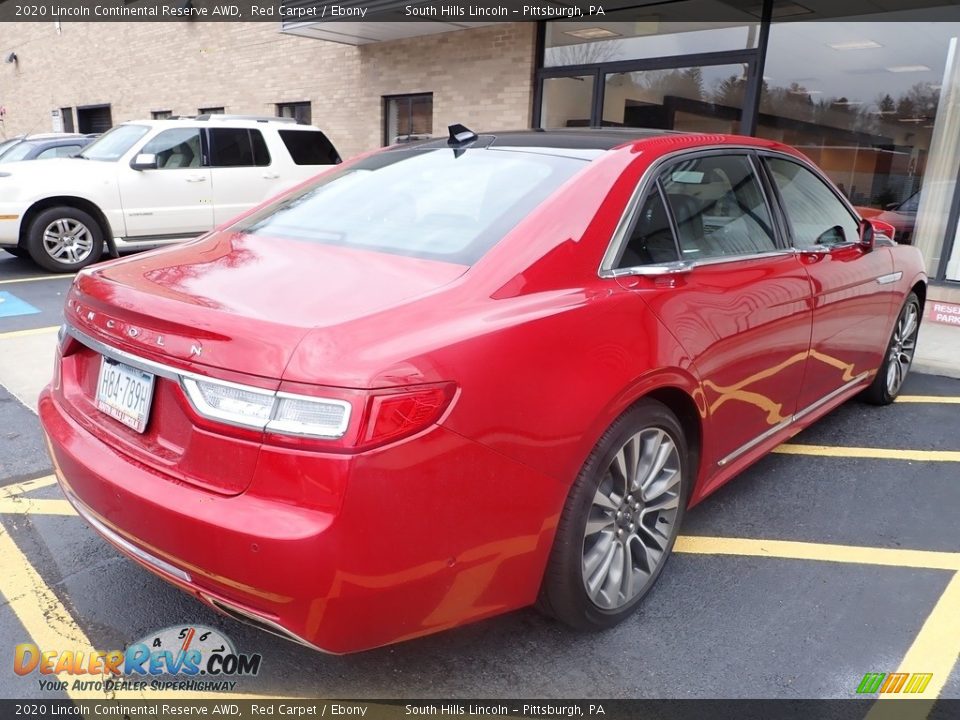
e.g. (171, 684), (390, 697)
(0, 115), (341, 272)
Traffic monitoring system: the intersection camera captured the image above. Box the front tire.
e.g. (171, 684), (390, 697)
(863, 291), (921, 405)
(539, 399), (689, 630)
(26, 206), (103, 273)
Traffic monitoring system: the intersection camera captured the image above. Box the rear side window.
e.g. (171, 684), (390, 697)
(617, 187), (680, 267)
(208, 128), (270, 167)
(278, 129), (340, 165)
(660, 154), (778, 260)
(236, 148), (585, 266)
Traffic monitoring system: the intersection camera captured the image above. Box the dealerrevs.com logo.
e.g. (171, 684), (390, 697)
(14, 625), (262, 693)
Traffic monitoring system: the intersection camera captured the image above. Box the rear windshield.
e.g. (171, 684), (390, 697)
(237, 148), (586, 265)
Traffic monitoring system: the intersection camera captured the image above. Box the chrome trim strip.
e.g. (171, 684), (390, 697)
(202, 595), (334, 654)
(792, 371), (870, 423)
(603, 250), (796, 278)
(716, 371), (870, 467)
(716, 417), (792, 468)
(67, 323), (189, 383)
(876, 272), (903, 285)
(67, 322), (353, 438)
(65, 490), (192, 583)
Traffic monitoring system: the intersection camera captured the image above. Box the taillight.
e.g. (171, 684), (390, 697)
(180, 375), (455, 452)
(360, 384), (456, 449)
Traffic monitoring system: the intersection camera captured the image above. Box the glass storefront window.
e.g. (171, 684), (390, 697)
(758, 17), (960, 263)
(602, 64), (748, 132)
(545, 16), (758, 68)
(540, 75), (595, 129)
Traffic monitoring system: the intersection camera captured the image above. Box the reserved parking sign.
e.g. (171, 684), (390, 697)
(929, 301), (960, 327)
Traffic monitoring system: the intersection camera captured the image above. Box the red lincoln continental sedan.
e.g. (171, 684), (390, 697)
(40, 127), (926, 653)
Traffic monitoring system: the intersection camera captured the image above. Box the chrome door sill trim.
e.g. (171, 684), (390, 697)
(717, 372), (869, 467)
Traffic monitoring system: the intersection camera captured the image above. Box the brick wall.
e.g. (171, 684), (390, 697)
(0, 22), (537, 159)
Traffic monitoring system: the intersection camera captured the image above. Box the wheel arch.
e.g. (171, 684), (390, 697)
(579, 370), (706, 504)
(18, 196), (116, 256)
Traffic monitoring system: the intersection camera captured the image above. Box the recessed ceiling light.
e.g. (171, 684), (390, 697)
(563, 27), (621, 40)
(832, 100), (863, 105)
(828, 40), (882, 51)
(887, 65), (931, 73)
(898, 117), (926, 123)
(789, 89), (822, 95)
(748, 2), (812, 18)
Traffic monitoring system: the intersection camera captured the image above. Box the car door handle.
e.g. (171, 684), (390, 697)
(262, 172), (280, 180)
(185, 174), (207, 183)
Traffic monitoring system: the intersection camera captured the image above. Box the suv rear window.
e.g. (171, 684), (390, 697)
(278, 129), (340, 165)
(236, 147), (585, 266)
(209, 128), (270, 167)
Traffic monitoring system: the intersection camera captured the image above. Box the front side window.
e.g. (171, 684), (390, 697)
(766, 157), (860, 249)
(208, 128), (270, 167)
(236, 148), (586, 266)
(140, 128), (202, 169)
(79, 124), (150, 161)
(660, 154), (778, 259)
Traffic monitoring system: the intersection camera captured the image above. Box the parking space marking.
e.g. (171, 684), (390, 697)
(896, 395), (960, 404)
(674, 536), (960, 571)
(0, 496), (74, 516)
(890, 571), (960, 699)
(0, 325), (59, 340)
(773, 444), (960, 462)
(0, 475), (57, 498)
(0, 275), (75, 286)
(0, 521), (283, 700)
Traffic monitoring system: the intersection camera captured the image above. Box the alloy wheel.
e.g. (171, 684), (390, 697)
(581, 427), (682, 610)
(42, 218), (95, 266)
(886, 301), (919, 396)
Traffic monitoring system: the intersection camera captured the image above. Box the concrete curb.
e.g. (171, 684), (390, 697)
(912, 361), (960, 380)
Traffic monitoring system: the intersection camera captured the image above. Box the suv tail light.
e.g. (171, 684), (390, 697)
(180, 375), (456, 452)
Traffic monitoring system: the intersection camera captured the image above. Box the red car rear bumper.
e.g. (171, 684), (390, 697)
(39, 386), (564, 654)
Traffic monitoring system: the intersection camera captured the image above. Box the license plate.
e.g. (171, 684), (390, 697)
(95, 357), (155, 433)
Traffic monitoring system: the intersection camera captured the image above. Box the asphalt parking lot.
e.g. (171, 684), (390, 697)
(1, 252), (958, 702)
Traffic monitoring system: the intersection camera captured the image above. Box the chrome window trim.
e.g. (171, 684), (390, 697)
(598, 144), (865, 279)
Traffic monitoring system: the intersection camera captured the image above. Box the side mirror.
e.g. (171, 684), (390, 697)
(859, 218), (875, 251)
(130, 153), (158, 171)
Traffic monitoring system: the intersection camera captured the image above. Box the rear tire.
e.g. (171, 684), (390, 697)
(863, 292), (921, 405)
(26, 206), (103, 273)
(538, 399), (689, 630)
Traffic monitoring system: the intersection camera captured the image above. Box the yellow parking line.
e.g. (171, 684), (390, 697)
(864, 573), (960, 718)
(0, 474), (58, 498)
(0, 520), (284, 700)
(0, 496), (75, 516)
(675, 536), (960, 571)
(896, 395), (960, 404)
(0, 325), (60, 340)
(0, 275), (75, 285)
(773, 444), (960, 462)
(892, 571), (960, 698)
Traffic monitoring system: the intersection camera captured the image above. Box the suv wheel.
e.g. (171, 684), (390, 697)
(27, 206), (104, 273)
